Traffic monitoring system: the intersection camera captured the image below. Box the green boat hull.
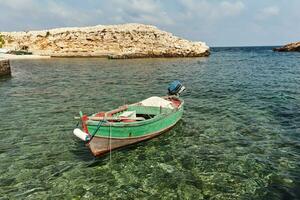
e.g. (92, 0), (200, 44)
(87, 105), (183, 138)
(87, 104), (183, 156)
(74, 96), (184, 157)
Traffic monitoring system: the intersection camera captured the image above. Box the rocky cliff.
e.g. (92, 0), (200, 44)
(1, 24), (210, 58)
(273, 42), (300, 52)
(0, 59), (11, 76)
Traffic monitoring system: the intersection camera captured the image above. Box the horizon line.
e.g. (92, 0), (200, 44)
(210, 45), (281, 48)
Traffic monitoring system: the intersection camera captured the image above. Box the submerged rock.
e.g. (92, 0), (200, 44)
(273, 42), (300, 52)
(0, 59), (11, 76)
(1, 24), (210, 58)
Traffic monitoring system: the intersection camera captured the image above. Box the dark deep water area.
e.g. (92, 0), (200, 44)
(0, 47), (299, 199)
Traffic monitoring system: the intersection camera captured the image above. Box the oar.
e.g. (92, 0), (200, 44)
(89, 116), (145, 121)
(74, 116), (145, 121)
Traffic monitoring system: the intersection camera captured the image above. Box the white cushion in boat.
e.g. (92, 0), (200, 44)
(119, 111), (136, 118)
(140, 96), (173, 109)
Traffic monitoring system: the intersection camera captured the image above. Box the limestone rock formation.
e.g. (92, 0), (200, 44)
(1, 24), (210, 58)
(0, 59), (11, 76)
(273, 42), (300, 52)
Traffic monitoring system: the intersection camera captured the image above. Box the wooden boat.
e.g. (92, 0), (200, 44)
(73, 81), (185, 157)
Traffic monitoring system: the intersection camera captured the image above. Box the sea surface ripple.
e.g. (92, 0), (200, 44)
(0, 47), (299, 199)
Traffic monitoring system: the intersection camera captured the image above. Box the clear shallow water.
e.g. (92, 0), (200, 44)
(0, 47), (299, 199)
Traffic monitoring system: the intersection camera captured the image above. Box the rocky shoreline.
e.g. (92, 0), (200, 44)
(0, 59), (11, 76)
(273, 42), (300, 52)
(1, 24), (210, 59)
(0, 54), (50, 60)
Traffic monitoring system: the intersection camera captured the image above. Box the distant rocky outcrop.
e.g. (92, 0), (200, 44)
(273, 42), (300, 52)
(0, 59), (11, 76)
(0, 24), (210, 58)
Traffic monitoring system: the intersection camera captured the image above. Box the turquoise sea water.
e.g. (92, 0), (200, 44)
(0, 47), (299, 199)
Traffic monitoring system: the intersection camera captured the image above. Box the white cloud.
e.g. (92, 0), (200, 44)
(263, 6), (280, 16)
(0, 0), (244, 30)
(109, 0), (174, 26)
(0, 0), (35, 10)
(256, 6), (280, 20)
(123, 0), (160, 14)
(1, 0), (299, 46)
(179, 0), (245, 22)
(220, 1), (245, 17)
(0, 0), (102, 30)
(46, 2), (93, 25)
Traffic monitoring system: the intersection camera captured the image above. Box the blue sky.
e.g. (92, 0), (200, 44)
(0, 0), (299, 46)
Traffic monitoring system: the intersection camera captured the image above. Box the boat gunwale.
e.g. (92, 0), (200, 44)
(88, 112), (182, 140)
(87, 97), (184, 128)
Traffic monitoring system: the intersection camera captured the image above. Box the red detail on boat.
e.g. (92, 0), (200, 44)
(170, 98), (181, 108)
(95, 112), (106, 117)
(81, 115), (89, 134)
(82, 115), (88, 121)
(121, 119), (136, 123)
(119, 116), (136, 123)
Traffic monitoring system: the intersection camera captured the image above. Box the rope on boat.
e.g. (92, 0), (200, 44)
(109, 122), (112, 161)
(89, 120), (106, 142)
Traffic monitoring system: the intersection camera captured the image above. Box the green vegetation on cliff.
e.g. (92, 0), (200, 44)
(0, 35), (5, 48)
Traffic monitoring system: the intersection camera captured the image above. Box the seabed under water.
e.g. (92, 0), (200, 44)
(0, 47), (299, 199)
